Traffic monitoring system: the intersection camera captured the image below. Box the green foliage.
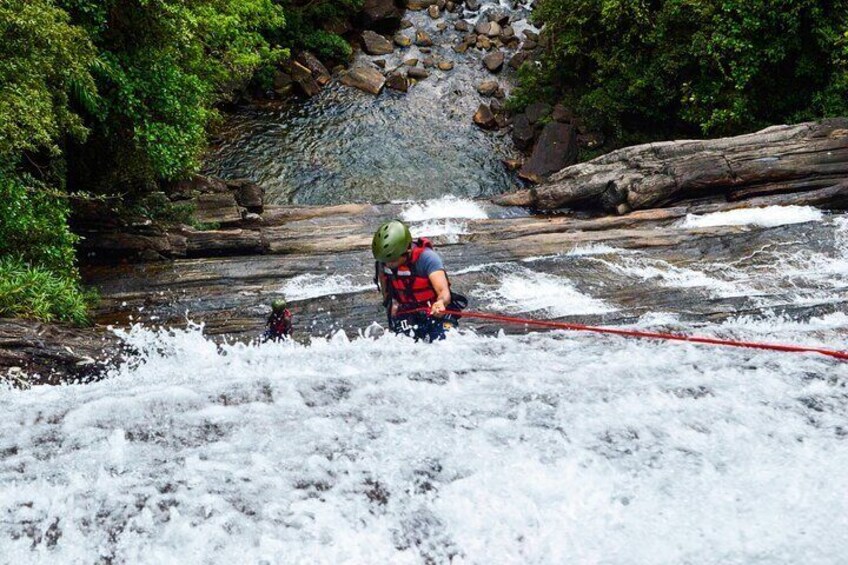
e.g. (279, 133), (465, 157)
(0, 170), (90, 324)
(273, 0), (361, 61)
(0, 0), (96, 158)
(515, 0), (848, 142)
(0, 257), (91, 325)
(61, 0), (289, 186)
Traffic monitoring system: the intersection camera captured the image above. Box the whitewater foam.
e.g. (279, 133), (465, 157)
(1, 322), (846, 563)
(281, 273), (373, 301)
(400, 195), (488, 222)
(474, 266), (616, 317)
(680, 205), (823, 229)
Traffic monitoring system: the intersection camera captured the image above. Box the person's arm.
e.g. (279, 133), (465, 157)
(428, 270), (451, 317)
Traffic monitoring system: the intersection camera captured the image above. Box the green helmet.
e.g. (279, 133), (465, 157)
(372, 220), (412, 263)
(271, 298), (287, 313)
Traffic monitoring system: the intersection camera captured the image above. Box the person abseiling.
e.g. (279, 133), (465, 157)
(263, 298), (292, 341)
(372, 220), (465, 341)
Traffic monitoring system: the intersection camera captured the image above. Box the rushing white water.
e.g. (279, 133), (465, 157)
(3, 210), (848, 561)
(282, 273), (373, 302)
(400, 196), (489, 222)
(680, 205), (824, 228)
(2, 314), (846, 563)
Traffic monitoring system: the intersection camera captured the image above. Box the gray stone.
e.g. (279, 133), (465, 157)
(394, 33), (412, 47)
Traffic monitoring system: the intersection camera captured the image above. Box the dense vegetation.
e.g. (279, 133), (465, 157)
(511, 0), (848, 144)
(0, 0), (354, 323)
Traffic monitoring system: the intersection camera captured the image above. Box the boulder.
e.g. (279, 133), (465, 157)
(272, 70), (294, 96)
(501, 25), (515, 40)
(466, 0), (480, 10)
(340, 66), (386, 95)
(228, 180), (265, 213)
(360, 0), (403, 28)
(525, 102), (552, 124)
(508, 52), (528, 70)
(511, 113), (535, 149)
(374, 59), (386, 69)
(523, 39), (538, 50)
(477, 80), (499, 96)
(407, 67), (430, 79)
(415, 29), (433, 46)
(407, 0), (438, 9)
(473, 104), (498, 129)
(475, 21), (501, 36)
(423, 57), (436, 68)
(362, 30), (394, 55)
(523, 29), (539, 41)
(404, 58), (419, 66)
(455, 21), (471, 32)
(428, 4), (440, 18)
(296, 51), (331, 86)
(386, 72), (409, 92)
(290, 61), (321, 97)
(487, 8), (511, 25)
(438, 60), (455, 71)
(519, 122), (578, 183)
(483, 50), (505, 72)
(552, 104), (573, 123)
(394, 33), (412, 47)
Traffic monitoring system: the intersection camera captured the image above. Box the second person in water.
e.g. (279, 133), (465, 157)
(372, 220), (465, 342)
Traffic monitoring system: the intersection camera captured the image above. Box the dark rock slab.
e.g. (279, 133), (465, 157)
(511, 113), (535, 149)
(519, 122), (577, 182)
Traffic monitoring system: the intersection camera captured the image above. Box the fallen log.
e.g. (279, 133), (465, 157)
(495, 119), (848, 212)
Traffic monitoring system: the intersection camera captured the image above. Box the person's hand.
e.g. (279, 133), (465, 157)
(430, 300), (446, 317)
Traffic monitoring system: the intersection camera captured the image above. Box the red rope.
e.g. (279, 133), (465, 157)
(413, 308), (848, 361)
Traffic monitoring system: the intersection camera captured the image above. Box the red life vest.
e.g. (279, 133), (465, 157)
(383, 238), (440, 310)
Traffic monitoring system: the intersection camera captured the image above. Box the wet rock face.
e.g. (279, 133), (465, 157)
(0, 320), (123, 386)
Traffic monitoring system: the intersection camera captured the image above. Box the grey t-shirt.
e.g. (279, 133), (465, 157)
(412, 248), (445, 277)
